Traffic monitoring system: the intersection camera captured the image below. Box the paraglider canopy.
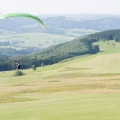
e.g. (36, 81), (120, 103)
(0, 13), (45, 28)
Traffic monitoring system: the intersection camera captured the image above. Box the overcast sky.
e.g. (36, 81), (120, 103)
(0, 0), (120, 15)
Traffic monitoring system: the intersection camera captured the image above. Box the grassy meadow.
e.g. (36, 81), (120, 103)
(0, 40), (120, 120)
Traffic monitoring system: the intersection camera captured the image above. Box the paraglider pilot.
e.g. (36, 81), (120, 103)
(16, 63), (21, 69)
(15, 60), (21, 69)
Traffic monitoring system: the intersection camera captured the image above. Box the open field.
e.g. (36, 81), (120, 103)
(62, 28), (98, 37)
(0, 40), (120, 120)
(0, 32), (75, 49)
(0, 28), (98, 49)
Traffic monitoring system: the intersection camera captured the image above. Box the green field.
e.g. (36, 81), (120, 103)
(0, 32), (75, 49)
(63, 28), (98, 37)
(0, 40), (120, 120)
(50, 28), (98, 37)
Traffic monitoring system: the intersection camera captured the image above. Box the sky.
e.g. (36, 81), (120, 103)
(0, 0), (120, 15)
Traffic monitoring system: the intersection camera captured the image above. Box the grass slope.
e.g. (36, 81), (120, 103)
(0, 40), (120, 120)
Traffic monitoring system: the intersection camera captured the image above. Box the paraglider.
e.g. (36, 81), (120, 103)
(0, 13), (45, 28)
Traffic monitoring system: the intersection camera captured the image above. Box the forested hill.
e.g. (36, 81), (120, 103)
(1, 29), (120, 71)
(88, 29), (120, 42)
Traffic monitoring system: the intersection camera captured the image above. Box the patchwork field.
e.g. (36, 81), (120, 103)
(0, 40), (120, 120)
(0, 32), (75, 49)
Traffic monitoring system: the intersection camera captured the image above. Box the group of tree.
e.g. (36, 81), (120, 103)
(0, 47), (41, 58)
(88, 29), (120, 42)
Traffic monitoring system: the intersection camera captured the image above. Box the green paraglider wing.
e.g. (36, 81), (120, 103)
(0, 13), (45, 28)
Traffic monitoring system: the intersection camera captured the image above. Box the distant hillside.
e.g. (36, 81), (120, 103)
(44, 16), (120, 31)
(1, 14), (120, 35)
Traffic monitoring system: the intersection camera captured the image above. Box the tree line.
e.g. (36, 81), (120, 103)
(89, 29), (120, 42)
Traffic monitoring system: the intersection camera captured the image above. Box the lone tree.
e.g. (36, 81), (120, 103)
(31, 65), (36, 71)
(14, 70), (24, 76)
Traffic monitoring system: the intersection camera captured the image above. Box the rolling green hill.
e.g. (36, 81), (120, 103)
(0, 38), (120, 120)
